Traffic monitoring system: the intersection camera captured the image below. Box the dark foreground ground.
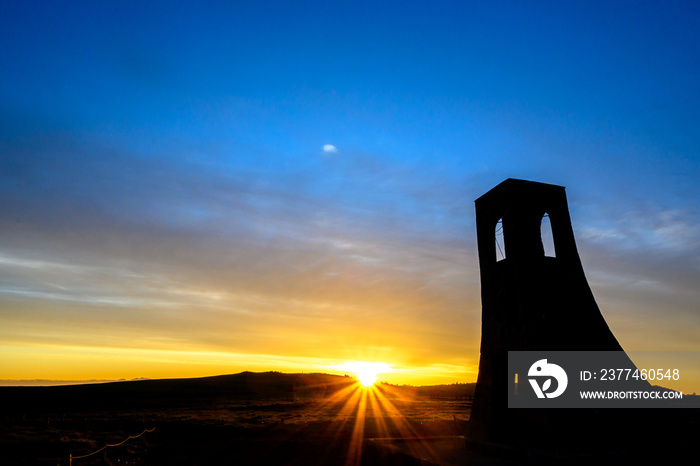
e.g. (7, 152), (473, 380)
(0, 414), (468, 465)
(1, 372), (698, 465)
(0, 372), (479, 465)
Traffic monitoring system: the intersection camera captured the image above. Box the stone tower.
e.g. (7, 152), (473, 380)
(470, 179), (624, 442)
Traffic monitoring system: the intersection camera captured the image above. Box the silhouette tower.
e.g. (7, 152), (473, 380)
(470, 179), (624, 442)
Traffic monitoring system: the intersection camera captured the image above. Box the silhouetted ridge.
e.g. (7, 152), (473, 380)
(0, 372), (355, 414)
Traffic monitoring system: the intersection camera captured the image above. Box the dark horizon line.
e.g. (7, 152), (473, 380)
(0, 370), (477, 388)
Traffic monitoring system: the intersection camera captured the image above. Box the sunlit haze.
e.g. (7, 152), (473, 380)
(338, 362), (392, 387)
(1, 2), (699, 388)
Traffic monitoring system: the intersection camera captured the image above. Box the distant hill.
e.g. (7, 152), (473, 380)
(416, 382), (475, 398)
(377, 382), (476, 399)
(0, 372), (481, 417)
(0, 379), (123, 386)
(0, 372), (357, 415)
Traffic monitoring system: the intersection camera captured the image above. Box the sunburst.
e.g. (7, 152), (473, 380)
(339, 361), (392, 387)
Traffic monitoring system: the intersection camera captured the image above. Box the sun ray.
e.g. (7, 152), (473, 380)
(368, 388), (390, 437)
(371, 384), (442, 463)
(256, 366), (448, 465)
(345, 387), (367, 466)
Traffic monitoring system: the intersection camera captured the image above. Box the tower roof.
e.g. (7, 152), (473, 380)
(475, 178), (565, 205)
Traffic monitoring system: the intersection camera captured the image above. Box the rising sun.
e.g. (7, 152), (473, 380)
(340, 361), (392, 387)
(358, 370), (377, 387)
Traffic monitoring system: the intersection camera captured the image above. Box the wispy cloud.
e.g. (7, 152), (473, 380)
(0, 125), (481, 382)
(580, 208), (700, 252)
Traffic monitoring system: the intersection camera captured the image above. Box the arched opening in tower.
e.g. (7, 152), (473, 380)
(495, 218), (505, 261)
(541, 213), (555, 258)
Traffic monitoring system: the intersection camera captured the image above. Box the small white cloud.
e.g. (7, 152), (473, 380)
(322, 144), (338, 153)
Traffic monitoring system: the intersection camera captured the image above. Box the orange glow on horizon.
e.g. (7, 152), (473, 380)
(0, 343), (481, 387)
(336, 361), (392, 387)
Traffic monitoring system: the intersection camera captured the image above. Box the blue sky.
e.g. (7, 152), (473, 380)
(1, 1), (699, 384)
